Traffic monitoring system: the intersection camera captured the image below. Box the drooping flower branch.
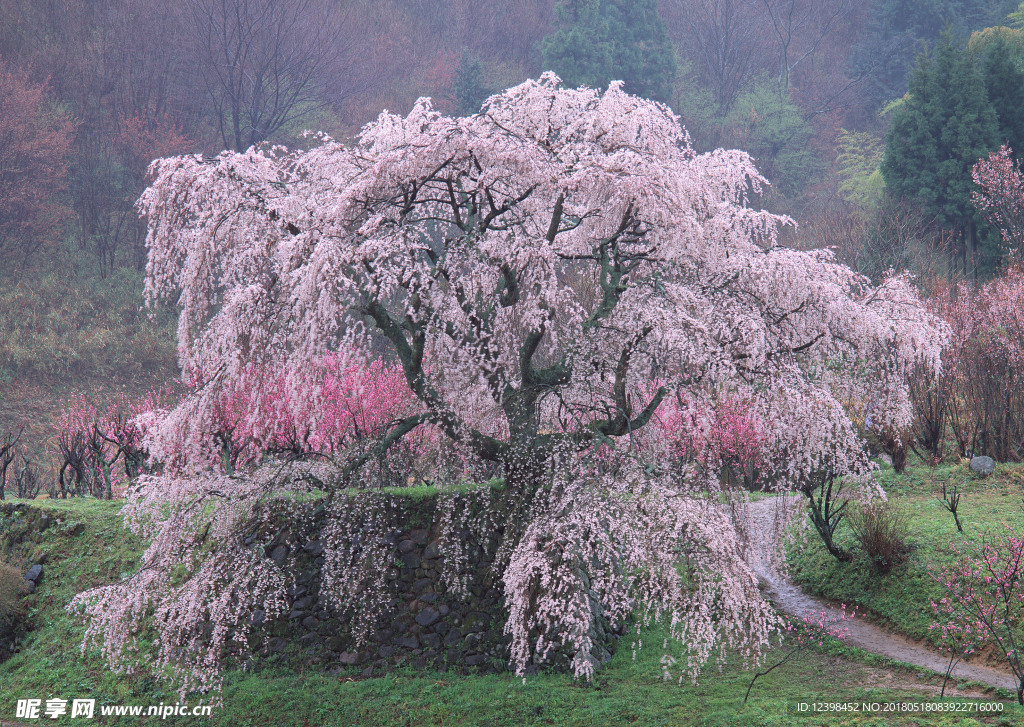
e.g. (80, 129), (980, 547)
(67, 75), (944, 692)
(743, 605), (857, 703)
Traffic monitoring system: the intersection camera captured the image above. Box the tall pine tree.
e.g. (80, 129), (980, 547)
(454, 51), (490, 116)
(541, 0), (677, 104)
(851, 0), (1018, 115)
(978, 29), (1024, 155)
(881, 31), (1000, 270)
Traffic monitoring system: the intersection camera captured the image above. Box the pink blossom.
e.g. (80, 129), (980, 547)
(70, 75), (945, 693)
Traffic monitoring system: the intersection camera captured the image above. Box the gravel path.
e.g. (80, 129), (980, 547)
(742, 496), (1018, 692)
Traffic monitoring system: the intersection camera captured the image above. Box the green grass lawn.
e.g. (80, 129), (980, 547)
(789, 458), (1024, 652)
(1, 493), (1022, 726)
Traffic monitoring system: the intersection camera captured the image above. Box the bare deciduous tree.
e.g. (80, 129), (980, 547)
(0, 430), (21, 501)
(0, 61), (73, 267)
(758, 0), (854, 95)
(664, 0), (767, 112)
(56, 429), (89, 498)
(186, 0), (360, 151)
(13, 456), (40, 499)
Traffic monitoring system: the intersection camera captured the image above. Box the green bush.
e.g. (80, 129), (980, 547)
(846, 499), (913, 574)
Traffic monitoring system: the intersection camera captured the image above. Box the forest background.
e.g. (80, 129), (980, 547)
(1, 0), (1024, 468)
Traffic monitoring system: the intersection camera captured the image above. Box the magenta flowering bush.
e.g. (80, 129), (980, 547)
(151, 353), (419, 476)
(67, 75), (944, 693)
(56, 389), (169, 498)
(653, 390), (768, 490)
(931, 529), (1024, 703)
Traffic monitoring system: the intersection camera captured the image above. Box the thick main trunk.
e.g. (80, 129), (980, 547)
(502, 439), (549, 497)
(892, 445), (907, 474)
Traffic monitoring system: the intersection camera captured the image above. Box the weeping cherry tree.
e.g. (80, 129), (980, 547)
(69, 75), (944, 692)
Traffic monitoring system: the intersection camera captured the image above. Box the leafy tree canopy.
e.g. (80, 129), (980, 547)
(724, 81), (820, 197)
(1010, 2), (1024, 27)
(836, 130), (887, 212)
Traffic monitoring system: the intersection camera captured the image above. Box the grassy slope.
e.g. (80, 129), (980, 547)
(0, 497), (1020, 726)
(0, 265), (177, 473)
(789, 459), (1024, 652)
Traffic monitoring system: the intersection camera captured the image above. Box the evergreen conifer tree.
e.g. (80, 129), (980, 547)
(881, 31), (1000, 269)
(454, 51), (490, 116)
(852, 0), (1017, 116)
(980, 31), (1024, 155)
(541, 0), (677, 104)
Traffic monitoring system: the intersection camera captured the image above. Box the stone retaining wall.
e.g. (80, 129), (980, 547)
(0, 490), (621, 677)
(0, 502), (54, 662)
(253, 486), (620, 676)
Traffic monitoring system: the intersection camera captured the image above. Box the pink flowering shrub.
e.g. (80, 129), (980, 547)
(150, 354), (421, 482)
(55, 389), (169, 498)
(653, 391), (768, 491)
(921, 266), (1024, 462)
(931, 529), (1024, 703)
(973, 144), (1024, 255)
(929, 582), (979, 698)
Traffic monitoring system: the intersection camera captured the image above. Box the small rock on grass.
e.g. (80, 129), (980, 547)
(970, 455), (995, 477)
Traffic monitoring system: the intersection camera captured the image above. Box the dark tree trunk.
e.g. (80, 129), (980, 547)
(892, 444), (907, 474)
